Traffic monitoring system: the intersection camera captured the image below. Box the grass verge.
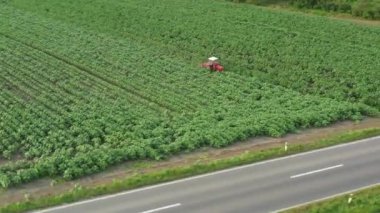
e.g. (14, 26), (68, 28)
(283, 184), (380, 213)
(1, 128), (380, 213)
(229, 0), (380, 21)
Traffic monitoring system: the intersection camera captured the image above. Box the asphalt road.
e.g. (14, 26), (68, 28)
(37, 136), (380, 213)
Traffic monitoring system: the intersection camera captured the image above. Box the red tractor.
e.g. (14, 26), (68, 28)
(201, 56), (224, 72)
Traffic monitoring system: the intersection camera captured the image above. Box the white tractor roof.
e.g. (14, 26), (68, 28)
(208, 56), (218, 61)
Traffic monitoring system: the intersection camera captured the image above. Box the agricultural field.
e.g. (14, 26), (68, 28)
(0, 0), (379, 188)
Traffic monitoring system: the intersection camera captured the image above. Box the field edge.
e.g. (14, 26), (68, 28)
(281, 183), (380, 213)
(1, 127), (380, 213)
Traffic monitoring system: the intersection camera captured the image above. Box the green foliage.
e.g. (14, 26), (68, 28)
(286, 185), (380, 213)
(9, 0), (379, 108)
(0, 128), (379, 213)
(231, 0), (380, 19)
(352, 0), (380, 19)
(0, 0), (378, 188)
(238, 0), (380, 19)
(0, 174), (10, 188)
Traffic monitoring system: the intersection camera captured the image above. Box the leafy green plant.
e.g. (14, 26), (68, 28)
(0, 0), (378, 188)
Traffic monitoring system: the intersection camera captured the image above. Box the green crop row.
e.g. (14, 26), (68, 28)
(1, 128), (379, 213)
(0, 0), (378, 188)
(7, 0), (379, 109)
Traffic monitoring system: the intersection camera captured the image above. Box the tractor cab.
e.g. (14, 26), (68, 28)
(202, 56), (224, 72)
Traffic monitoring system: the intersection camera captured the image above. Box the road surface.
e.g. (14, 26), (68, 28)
(37, 136), (380, 213)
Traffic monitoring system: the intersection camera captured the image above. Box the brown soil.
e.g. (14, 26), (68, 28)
(0, 159), (7, 166)
(329, 15), (380, 26)
(0, 118), (379, 206)
(266, 5), (380, 27)
(0, 155), (25, 166)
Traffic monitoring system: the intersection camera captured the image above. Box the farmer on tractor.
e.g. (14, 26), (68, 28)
(201, 56), (224, 72)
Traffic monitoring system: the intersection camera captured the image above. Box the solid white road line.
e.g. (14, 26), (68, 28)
(273, 182), (380, 213)
(290, 164), (344, 179)
(36, 136), (380, 212)
(139, 203), (181, 213)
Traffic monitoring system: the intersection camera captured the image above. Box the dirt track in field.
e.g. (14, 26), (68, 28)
(0, 117), (379, 206)
(329, 15), (380, 26)
(265, 5), (380, 27)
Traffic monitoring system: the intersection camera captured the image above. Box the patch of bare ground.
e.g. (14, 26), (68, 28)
(266, 5), (380, 27)
(329, 14), (380, 26)
(0, 118), (379, 206)
(0, 155), (25, 166)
